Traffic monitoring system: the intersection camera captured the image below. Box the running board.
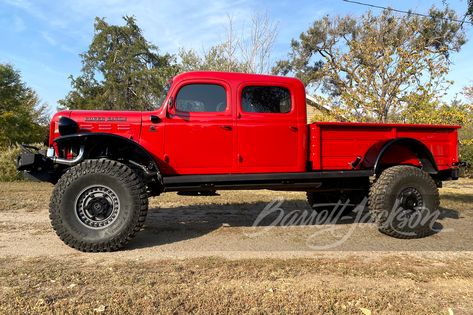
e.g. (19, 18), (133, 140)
(162, 170), (373, 192)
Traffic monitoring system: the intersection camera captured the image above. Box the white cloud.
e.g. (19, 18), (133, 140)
(41, 31), (57, 46)
(4, 0), (256, 53)
(13, 15), (26, 32)
(4, 0), (47, 20)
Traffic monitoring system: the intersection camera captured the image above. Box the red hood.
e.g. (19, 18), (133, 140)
(49, 110), (143, 145)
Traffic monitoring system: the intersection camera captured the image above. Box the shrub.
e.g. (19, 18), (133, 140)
(0, 144), (44, 182)
(0, 144), (23, 181)
(459, 123), (473, 177)
(459, 142), (473, 177)
(460, 144), (473, 177)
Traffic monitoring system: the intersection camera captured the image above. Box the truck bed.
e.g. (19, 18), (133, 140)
(309, 122), (460, 171)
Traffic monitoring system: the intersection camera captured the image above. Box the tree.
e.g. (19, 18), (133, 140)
(274, 7), (466, 123)
(468, 0), (473, 23)
(459, 85), (473, 176)
(402, 98), (471, 125)
(464, 85), (473, 104)
(0, 64), (48, 146)
(179, 44), (247, 73)
(60, 16), (178, 111)
(179, 13), (278, 74)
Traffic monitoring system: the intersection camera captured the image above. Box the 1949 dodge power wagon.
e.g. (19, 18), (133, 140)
(17, 71), (463, 252)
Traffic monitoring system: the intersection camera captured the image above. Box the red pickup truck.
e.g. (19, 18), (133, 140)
(17, 71), (462, 252)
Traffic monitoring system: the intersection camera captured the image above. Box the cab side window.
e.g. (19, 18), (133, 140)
(241, 86), (291, 113)
(176, 84), (227, 112)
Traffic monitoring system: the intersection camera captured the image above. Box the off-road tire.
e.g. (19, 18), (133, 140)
(49, 159), (148, 252)
(368, 165), (440, 239)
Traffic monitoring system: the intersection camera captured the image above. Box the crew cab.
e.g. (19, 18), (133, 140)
(17, 71), (462, 252)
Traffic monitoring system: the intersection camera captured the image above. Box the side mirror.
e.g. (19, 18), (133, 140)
(150, 115), (161, 123)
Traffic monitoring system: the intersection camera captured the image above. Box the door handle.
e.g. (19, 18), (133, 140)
(289, 126), (298, 132)
(220, 125), (232, 131)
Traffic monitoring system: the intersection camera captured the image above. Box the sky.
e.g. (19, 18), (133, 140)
(0, 0), (472, 112)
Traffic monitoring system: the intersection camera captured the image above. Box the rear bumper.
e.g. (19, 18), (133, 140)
(16, 146), (57, 183)
(435, 166), (464, 181)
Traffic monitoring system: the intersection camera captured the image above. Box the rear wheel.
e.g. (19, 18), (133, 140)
(49, 159), (148, 252)
(368, 165), (440, 239)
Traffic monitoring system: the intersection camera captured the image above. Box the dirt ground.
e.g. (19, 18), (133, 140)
(1, 179), (473, 313)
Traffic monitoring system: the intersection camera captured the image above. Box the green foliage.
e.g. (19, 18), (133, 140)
(459, 86), (473, 176)
(0, 143), (47, 182)
(0, 64), (48, 146)
(274, 7), (466, 123)
(310, 111), (338, 123)
(179, 46), (248, 73)
(460, 123), (473, 177)
(0, 144), (25, 181)
(401, 97), (472, 125)
(59, 16), (179, 111)
(460, 146), (473, 176)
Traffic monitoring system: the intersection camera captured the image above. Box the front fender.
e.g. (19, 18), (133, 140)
(53, 133), (161, 180)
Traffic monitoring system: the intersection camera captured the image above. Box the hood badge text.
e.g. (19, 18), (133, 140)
(85, 117), (128, 122)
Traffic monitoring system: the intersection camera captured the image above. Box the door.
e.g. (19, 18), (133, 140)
(164, 81), (235, 175)
(236, 84), (305, 173)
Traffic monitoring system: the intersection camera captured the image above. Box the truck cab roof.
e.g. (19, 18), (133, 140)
(172, 71), (305, 86)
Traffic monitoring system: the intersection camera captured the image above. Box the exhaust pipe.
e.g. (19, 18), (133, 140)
(49, 146), (85, 166)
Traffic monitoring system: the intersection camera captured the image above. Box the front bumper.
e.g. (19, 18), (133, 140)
(16, 145), (57, 183)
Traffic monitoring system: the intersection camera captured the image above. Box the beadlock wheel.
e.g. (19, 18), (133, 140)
(368, 165), (440, 239)
(75, 185), (121, 229)
(49, 159), (149, 252)
(397, 187), (424, 217)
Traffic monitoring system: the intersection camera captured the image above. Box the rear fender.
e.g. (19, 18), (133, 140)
(361, 138), (438, 175)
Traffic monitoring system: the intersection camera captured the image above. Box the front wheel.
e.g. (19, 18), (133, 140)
(49, 159), (148, 252)
(368, 165), (440, 239)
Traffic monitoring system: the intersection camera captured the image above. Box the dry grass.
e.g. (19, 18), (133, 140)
(2, 178), (472, 213)
(1, 256), (473, 314)
(1, 179), (473, 313)
(0, 182), (51, 212)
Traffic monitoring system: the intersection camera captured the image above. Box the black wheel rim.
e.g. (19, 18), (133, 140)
(75, 185), (120, 229)
(398, 187), (424, 215)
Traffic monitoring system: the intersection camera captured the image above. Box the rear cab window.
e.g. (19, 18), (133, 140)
(241, 86), (292, 113)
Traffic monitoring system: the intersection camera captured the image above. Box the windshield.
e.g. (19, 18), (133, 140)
(155, 80), (172, 109)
